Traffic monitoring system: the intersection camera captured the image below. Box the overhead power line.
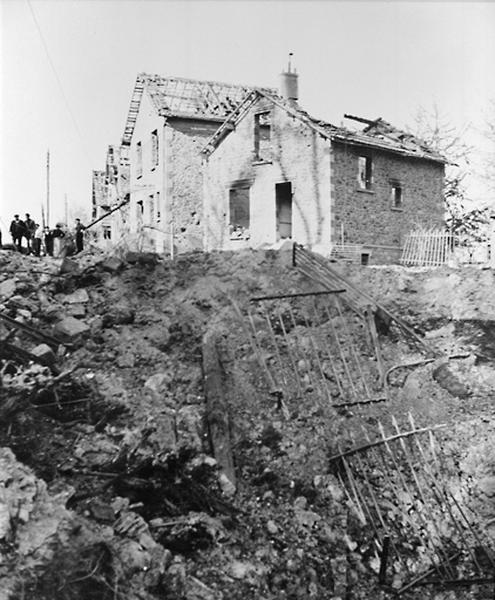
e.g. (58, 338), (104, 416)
(26, 0), (93, 169)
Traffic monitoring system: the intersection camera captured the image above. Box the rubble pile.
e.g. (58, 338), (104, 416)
(0, 247), (494, 600)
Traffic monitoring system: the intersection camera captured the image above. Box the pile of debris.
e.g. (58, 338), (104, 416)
(0, 245), (494, 599)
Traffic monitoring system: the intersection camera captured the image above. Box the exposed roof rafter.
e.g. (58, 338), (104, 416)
(203, 91), (447, 163)
(121, 73), (275, 147)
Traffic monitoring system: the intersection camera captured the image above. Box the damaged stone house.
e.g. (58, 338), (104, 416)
(202, 65), (447, 263)
(91, 144), (129, 247)
(119, 73), (274, 253)
(96, 65), (445, 263)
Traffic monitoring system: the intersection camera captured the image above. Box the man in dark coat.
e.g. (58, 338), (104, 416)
(24, 213), (36, 253)
(74, 218), (86, 253)
(44, 227), (54, 256)
(9, 215), (26, 251)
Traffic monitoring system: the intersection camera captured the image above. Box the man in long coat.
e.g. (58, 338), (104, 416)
(24, 213), (36, 253)
(9, 215), (26, 251)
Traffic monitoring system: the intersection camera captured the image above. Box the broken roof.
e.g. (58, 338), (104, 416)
(122, 73), (275, 146)
(322, 113), (447, 162)
(202, 91), (447, 163)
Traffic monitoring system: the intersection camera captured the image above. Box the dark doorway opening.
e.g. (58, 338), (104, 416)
(276, 182), (292, 241)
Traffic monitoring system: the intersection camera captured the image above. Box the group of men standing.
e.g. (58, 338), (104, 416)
(8, 214), (86, 256)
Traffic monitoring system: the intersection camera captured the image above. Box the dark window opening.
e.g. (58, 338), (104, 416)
(136, 200), (144, 223)
(361, 253), (370, 266)
(136, 141), (142, 178)
(254, 111), (271, 161)
(151, 130), (159, 167)
(275, 182), (292, 240)
(358, 155), (373, 190)
(391, 183), (402, 209)
(229, 187), (250, 239)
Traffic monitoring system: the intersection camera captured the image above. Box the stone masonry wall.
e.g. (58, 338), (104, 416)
(203, 98), (332, 252)
(166, 120), (220, 253)
(129, 91), (165, 251)
(331, 141), (445, 259)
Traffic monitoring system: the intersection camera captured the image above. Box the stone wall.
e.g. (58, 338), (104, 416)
(129, 91), (166, 251)
(203, 98), (332, 252)
(331, 141), (445, 258)
(165, 119), (220, 253)
(129, 91), (221, 254)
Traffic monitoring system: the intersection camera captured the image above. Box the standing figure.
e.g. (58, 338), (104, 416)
(44, 227), (54, 256)
(74, 218), (86, 253)
(32, 224), (42, 256)
(52, 224), (66, 258)
(9, 215), (26, 251)
(24, 214), (36, 253)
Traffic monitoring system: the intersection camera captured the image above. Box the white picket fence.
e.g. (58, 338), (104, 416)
(400, 228), (456, 267)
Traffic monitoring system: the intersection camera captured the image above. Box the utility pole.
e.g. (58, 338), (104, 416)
(490, 213), (495, 268)
(64, 193), (68, 226)
(46, 150), (50, 228)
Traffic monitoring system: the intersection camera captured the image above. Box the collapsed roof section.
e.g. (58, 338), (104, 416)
(202, 90), (447, 164)
(121, 73), (276, 147)
(332, 113), (447, 163)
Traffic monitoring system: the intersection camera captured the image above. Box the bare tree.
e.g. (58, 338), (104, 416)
(410, 105), (488, 242)
(482, 99), (495, 195)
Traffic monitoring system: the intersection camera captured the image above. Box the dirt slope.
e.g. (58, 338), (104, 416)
(0, 248), (494, 600)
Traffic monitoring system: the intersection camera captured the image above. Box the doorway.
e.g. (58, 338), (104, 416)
(275, 182), (292, 240)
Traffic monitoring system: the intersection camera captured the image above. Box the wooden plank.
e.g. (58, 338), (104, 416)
(365, 307), (387, 391)
(202, 331), (236, 495)
(328, 423), (446, 462)
(295, 244), (437, 354)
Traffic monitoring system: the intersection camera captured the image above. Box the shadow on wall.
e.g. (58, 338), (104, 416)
(277, 127), (323, 247)
(207, 197), (228, 250)
(204, 153), (254, 250)
(205, 126), (328, 250)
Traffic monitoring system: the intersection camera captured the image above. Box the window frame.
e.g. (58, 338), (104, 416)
(357, 154), (373, 191)
(151, 130), (159, 168)
(390, 180), (403, 210)
(228, 185), (251, 240)
(253, 110), (272, 162)
(136, 141), (143, 178)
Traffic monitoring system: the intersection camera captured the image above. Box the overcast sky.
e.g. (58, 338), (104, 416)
(1, 0), (494, 231)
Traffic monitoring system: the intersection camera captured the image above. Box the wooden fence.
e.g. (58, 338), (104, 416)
(400, 228), (455, 267)
(329, 243), (363, 264)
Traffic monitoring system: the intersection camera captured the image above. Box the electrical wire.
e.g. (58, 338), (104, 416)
(26, 0), (93, 169)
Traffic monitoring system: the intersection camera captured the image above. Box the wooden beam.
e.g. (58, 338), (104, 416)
(202, 331), (236, 495)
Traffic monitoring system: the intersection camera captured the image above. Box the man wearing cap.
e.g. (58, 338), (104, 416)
(9, 215), (26, 251)
(24, 213), (36, 253)
(74, 218), (86, 253)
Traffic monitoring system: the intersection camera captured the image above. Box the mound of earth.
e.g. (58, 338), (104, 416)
(0, 246), (494, 600)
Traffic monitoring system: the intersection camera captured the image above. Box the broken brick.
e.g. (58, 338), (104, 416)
(53, 316), (90, 341)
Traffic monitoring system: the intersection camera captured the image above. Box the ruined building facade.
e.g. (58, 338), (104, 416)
(202, 68), (445, 263)
(119, 74), (274, 253)
(91, 145), (129, 248)
(95, 68), (445, 263)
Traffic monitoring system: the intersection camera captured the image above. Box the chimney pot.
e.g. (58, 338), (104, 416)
(279, 53), (299, 103)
